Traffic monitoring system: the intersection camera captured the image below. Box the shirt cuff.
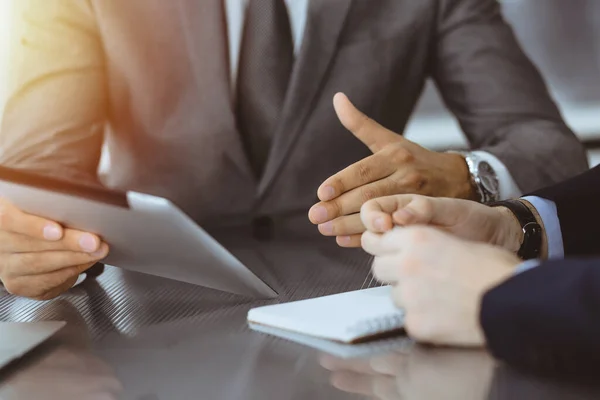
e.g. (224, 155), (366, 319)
(521, 196), (565, 259)
(472, 151), (522, 200)
(514, 259), (542, 275)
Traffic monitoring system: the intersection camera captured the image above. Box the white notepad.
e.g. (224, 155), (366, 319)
(247, 286), (405, 344)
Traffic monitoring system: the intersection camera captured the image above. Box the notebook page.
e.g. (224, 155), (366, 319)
(247, 286), (404, 343)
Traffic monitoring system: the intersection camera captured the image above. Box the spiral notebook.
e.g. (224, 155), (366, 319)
(247, 286), (405, 344)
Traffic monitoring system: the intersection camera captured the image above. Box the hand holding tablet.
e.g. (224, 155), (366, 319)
(0, 167), (276, 300)
(0, 197), (109, 300)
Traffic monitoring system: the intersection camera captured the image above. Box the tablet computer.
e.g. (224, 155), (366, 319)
(0, 167), (277, 299)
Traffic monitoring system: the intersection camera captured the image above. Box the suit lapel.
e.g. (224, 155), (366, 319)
(258, 0), (353, 196)
(177, 0), (254, 180)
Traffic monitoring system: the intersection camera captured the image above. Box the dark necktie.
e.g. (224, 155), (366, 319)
(236, 0), (294, 176)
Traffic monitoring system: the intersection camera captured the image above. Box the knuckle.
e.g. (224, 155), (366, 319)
(330, 177), (345, 194)
(357, 163), (372, 182)
(329, 200), (343, 217)
(414, 197), (434, 218)
(390, 144), (414, 164)
(404, 172), (428, 191)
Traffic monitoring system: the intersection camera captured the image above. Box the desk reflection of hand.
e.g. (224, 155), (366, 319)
(320, 346), (494, 400)
(0, 346), (122, 400)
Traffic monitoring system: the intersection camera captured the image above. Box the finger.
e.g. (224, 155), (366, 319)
(372, 255), (401, 284)
(318, 214), (365, 237)
(311, 178), (397, 224)
(361, 231), (401, 256)
(361, 195), (421, 233)
(4, 244), (109, 277)
(317, 153), (395, 202)
(367, 226), (443, 257)
(336, 234), (362, 248)
(0, 229), (103, 254)
(0, 197), (64, 241)
(55, 228), (103, 253)
(392, 196), (464, 228)
(333, 93), (400, 153)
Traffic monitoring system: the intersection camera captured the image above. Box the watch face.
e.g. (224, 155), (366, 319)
(478, 162), (499, 193)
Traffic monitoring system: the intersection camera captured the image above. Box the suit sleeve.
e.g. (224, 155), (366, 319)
(0, 0), (106, 184)
(433, 0), (588, 193)
(480, 259), (600, 376)
(530, 165), (600, 257)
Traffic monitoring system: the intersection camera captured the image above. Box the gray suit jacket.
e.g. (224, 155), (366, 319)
(0, 0), (588, 237)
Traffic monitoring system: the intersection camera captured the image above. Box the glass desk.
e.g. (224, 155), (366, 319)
(0, 239), (597, 400)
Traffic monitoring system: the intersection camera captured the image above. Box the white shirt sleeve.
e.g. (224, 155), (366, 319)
(515, 259), (542, 275)
(472, 151), (523, 200)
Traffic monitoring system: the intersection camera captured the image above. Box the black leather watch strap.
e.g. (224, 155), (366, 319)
(489, 199), (543, 260)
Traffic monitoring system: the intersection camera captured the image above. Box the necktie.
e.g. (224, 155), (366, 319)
(236, 0), (294, 176)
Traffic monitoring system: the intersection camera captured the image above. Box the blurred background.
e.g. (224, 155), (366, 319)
(0, 0), (599, 165)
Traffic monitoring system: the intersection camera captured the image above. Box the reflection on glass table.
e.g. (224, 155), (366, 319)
(320, 346), (495, 400)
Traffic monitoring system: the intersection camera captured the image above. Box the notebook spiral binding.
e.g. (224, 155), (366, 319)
(346, 312), (405, 337)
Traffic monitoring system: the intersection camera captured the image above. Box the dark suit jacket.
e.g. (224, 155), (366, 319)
(0, 0), (588, 239)
(481, 165), (600, 376)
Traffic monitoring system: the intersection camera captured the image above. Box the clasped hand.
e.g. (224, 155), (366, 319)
(359, 194), (526, 347)
(0, 198), (109, 300)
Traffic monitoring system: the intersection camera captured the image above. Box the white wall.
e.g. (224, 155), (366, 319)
(0, 0), (12, 123)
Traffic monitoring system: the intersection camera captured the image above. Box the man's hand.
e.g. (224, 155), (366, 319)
(0, 198), (109, 300)
(360, 194), (525, 253)
(362, 226), (521, 347)
(309, 93), (473, 248)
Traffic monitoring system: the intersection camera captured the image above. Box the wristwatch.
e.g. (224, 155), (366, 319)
(489, 199), (543, 260)
(450, 151), (500, 204)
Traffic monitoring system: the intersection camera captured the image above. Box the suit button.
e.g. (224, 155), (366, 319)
(252, 216), (274, 241)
